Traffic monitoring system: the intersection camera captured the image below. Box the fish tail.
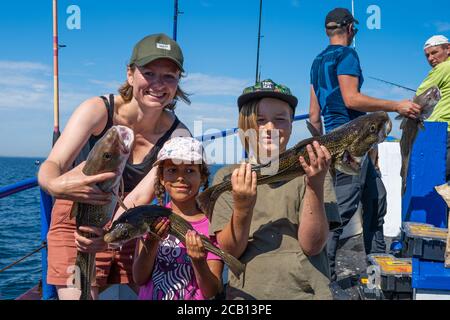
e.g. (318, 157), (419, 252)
(196, 182), (228, 219)
(220, 250), (245, 279)
(76, 251), (95, 300)
(171, 210), (246, 278)
(200, 235), (245, 278)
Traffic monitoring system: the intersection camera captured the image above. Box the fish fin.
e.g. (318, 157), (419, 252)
(223, 173), (232, 182)
(334, 151), (363, 175)
(435, 183), (450, 208)
(70, 202), (79, 220)
(199, 234), (246, 278)
(335, 162), (359, 175)
(147, 229), (163, 242)
(418, 121), (425, 130)
(196, 181), (231, 219)
(223, 163), (259, 182)
(306, 120), (321, 137)
(268, 181), (287, 188)
(76, 251), (94, 300)
(111, 189), (128, 212)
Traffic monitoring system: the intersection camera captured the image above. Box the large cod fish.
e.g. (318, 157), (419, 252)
(196, 111), (392, 218)
(399, 86), (441, 195)
(72, 125), (134, 300)
(103, 205), (245, 278)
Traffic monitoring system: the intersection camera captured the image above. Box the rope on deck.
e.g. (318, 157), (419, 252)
(0, 242), (47, 274)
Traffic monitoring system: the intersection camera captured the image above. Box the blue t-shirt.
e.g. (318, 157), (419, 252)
(310, 45), (365, 132)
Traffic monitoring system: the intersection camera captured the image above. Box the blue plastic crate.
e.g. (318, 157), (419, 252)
(412, 258), (450, 290)
(402, 122), (448, 228)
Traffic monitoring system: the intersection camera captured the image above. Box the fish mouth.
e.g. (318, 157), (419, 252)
(434, 89), (441, 101)
(115, 126), (134, 154)
(103, 233), (115, 243)
(342, 151), (363, 173)
(378, 118), (392, 143)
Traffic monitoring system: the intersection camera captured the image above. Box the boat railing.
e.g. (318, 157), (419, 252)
(0, 113), (309, 300)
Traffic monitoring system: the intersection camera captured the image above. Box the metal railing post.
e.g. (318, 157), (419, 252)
(39, 189), (57, 300)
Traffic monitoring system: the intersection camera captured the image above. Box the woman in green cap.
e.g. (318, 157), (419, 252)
(209, 79), (340, 299)
(38, 33), (191, 300)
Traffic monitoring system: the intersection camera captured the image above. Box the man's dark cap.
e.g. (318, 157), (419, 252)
(325, 8), (359, 29)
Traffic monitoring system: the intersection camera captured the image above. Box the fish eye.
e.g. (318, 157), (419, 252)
(369, 124), (377, 133)
(103, 152), (112, 160)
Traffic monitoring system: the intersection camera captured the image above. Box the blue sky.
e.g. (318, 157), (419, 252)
(0, 0), (449, 158)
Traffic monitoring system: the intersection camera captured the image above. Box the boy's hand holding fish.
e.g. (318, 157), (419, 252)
(299, 141), (332, 192)
(231, 163), (257, 213)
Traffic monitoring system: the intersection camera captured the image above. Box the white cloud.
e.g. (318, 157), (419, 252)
(182, 73), (251, 97)
(0, 61), (50, 73)
(434, 21), (450, 32)
(0, 60), (99, 113)
(88, 79), (122, 91)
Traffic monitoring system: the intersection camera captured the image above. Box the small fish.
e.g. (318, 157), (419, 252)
(73, 125), (134, 300)
(435, 183), (450, 208)
(197, 111), (392, 218)
(399, 86), (441, 195)
(103, 204), (245, 278)
(434, 183), (450, 268)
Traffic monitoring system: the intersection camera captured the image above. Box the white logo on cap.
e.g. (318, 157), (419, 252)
(157, 43), (171, 51)
(262, 81), (273, 89)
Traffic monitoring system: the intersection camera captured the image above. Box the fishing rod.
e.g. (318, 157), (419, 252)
(173, 0), (184, 41)
(369, 76), (416, 93)
(351, 0), (356, 48)
(52, 0), (60, 146)
(255, 0), (263, 83)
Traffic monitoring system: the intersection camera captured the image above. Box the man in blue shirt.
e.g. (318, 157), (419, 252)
(309, 8), (421, 282)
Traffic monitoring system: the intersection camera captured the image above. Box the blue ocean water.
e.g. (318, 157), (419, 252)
(0, 157), (44, 300)
(0, 158), (224, 300)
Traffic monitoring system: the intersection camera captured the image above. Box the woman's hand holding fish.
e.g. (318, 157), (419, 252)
(50, 162), (117, 205)
(75, 226), (107, 253)
(185, 230), (207, 262)
(231, 163), (257, 212)
(299, 141), (331, 191)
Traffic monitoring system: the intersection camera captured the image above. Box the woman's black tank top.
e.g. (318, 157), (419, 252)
(73, 94), (180, 192)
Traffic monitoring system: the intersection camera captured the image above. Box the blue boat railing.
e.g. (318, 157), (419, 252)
(0, 113), (310, 300)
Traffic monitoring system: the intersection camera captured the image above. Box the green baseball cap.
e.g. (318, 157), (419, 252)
(129, 33), (184, 72)
(237, 79), (298, 111)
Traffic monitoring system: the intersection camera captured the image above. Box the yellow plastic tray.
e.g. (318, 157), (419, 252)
(405, 223), (447, 240)
(370, 255), (412, 275)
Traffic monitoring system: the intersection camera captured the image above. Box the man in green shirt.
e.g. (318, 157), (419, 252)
(416, 35), (450, 179)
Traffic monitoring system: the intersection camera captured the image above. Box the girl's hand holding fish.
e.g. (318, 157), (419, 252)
(144, 217), (170, 243)
(299, 141), (331, 191)
(185, 230), (207, 262)
(231, 163), (257, 212)
(75, 226), (107, 253)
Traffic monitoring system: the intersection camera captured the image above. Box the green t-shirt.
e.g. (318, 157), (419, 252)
(209, 165), (341, 300)
(417, 57), (450, 130)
